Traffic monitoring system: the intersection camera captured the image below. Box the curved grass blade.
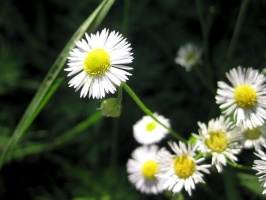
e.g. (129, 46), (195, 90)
(11, 111), (102, 160)
(0, 0), (115, 170)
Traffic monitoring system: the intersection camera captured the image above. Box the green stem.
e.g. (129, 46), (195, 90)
(110, 118), (119, 170)
(227, 160), (252, 171)
(54, 111), (102, 146)
(224, 0), (250, 72)
(195, 0), (215, 93)
(224, 169), (241, 200)
(194, 65), (215, 95)
(122, 83), (186, 142)
(117, 85), (123, 103)
(122, 0), (130, 36)
(195, 152), (205, 160)
(199, 184), (221, 200)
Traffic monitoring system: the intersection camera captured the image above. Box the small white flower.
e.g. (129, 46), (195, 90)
(174, 43), (202, 71)
(252, 150), (266, 194)
(156, 141), (210, 196)
(126, 145), (167, 194)
(216, 66), (266, 128)
(65, 28), (133, 99)
(241, 125), (266, 151)
(193, 116), (242, 172)
(133, 113), (170, 145)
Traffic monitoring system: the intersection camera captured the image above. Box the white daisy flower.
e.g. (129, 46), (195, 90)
(174, 43), (202, 71)
(133, 113), (170, 145)
(241, 125), (266, 151)
(126, 145), (167, 194)
(156, 141), (210, 196)
(65, 28), (133, 99)
(216, 66), (266, 129)
(252, 150), (266, 194)
(193, 116), (242, 172)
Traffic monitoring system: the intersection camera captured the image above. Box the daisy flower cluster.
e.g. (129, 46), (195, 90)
(127, 113), (211, 196)
(215, 66), (266, 153)
(127, 140), (210, 196)
(65, 29), (266, 196)
(126, 113), (170, 195)
(125, 66), (266, 197)
(214, 66), (266, 194)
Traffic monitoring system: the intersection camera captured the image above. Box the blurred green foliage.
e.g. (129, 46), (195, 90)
(0, 0), (266, 199)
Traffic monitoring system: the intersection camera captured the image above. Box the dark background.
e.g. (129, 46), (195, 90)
(0, 0), (266, 199)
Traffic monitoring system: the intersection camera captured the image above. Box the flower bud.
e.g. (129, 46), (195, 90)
(99, 98), (121, 117)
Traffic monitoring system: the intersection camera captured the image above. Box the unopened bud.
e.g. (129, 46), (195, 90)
(99, 98), (121, 117)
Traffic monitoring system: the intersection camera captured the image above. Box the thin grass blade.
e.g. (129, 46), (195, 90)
(0, 0), (115, 170)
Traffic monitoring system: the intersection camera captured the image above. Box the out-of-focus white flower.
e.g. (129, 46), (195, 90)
(133, 113), (170, 145)
(126, 145), (168, 194)
(241, 125), (266, 151)
(253, 150), (266, 194)
(174, 43), (202, 71)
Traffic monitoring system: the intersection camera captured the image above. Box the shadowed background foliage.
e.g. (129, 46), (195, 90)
(1, 0), (266, 199)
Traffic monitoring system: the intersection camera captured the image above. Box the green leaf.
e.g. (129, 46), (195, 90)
(10, 111), (102, 160)
(237, 172), (265, 197)
(12, 142), (53, 160)
(54, 111), (102, 146)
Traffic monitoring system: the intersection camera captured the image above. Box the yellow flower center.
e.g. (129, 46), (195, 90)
(173, 155), (195, 179)
(244, 127), (261, 140)
(146, 122), (157, 132)
(83, 48), (111, 75)
(234, 85), (257, 109)
(185, 53), (196, 63)
(205, 131), (228, 153)
(141, 160), (158, 179)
